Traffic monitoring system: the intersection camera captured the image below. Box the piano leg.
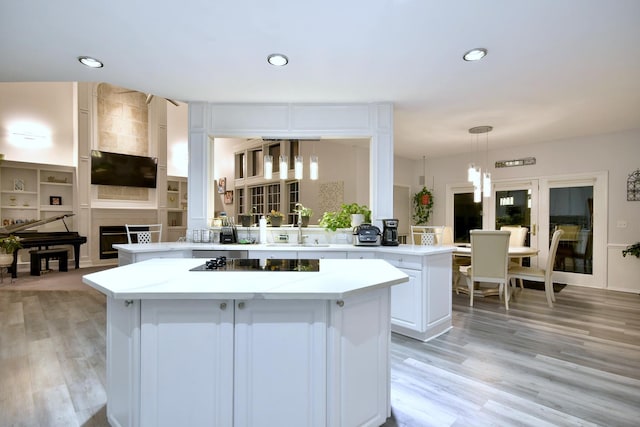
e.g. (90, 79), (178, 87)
(72, 243), (81, 269)
(10, 252), (18, 279)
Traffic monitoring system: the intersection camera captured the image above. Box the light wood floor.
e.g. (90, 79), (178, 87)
(1, 284), (639, 427)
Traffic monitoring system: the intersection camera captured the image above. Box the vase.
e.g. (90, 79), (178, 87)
(350, 214), (365, 227)
(301, 216), (310, 227)
(0, 253), (14, 267)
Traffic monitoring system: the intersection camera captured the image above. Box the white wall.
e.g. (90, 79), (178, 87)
(0, 82), (76, 166)
(166, 102), (188, 177)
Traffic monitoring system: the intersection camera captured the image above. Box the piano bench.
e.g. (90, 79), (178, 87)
(30, 249), (69, 276)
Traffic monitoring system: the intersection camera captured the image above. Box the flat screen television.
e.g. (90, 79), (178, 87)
(91, 150), (158, 188)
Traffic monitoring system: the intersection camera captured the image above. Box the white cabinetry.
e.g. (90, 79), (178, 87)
(106, 288), (392, 427)
(381, 251), (452, 341)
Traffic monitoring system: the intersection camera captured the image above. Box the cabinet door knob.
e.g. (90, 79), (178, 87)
(336, 300), (344, 307)
(124, 300), (134, 307)
(220, 302), (227, 310)
(238, 301), (245, 309)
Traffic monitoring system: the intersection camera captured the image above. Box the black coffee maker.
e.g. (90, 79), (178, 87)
(381, 219), (399, 246)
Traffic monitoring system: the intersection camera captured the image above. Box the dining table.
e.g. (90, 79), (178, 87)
(453, 245), (539, 298)
(453, 245), (539, 258)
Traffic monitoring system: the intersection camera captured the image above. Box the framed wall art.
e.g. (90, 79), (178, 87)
(224, 190), (233, 204)
(50, 196), (62, 205)
(13, 178), (25, 192)
(217, 177), (226, 194)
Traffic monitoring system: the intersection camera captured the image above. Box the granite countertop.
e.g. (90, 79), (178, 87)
(83, 257), (409, 300)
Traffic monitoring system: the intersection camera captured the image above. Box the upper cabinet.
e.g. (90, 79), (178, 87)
(0, 161), (76, 231)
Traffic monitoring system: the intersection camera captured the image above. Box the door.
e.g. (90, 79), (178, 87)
(539, 173), (607, 287)
(489, 180), (539, 267)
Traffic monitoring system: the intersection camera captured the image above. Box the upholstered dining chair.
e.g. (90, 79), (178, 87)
(509, 229), (564, 308)
(500, 225), (529, 289)
(125, 224), (163, 244)
(458, 230), (511, 309)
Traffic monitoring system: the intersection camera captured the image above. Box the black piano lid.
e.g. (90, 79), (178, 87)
(0, 213), (75, 234)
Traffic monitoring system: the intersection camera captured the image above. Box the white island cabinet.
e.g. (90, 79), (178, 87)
(114, 243), (455, 343)
(84, 258), (407, 427)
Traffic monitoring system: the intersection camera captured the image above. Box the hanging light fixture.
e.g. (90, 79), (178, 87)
(468, 125), (493, 202)
(294, 155), (304, 179)
(264, 154), (273, 179)
(279, 154), (288, 179)
(310, 155), (319, 180)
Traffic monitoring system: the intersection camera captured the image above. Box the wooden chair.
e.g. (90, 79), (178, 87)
(500, 225), (528, 289)
(458, 230), (511, 309)
(509, 229), (564, 308)
(125, 224), (162, 244)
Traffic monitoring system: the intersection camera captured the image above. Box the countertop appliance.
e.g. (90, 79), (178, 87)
(190, 257), (320, 272)
(353, 223), (381, 246)
(382, 219), (399, 246)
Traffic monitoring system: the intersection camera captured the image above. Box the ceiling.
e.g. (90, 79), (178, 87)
(2, 0), (639, 159)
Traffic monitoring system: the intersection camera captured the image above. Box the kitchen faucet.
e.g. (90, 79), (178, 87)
(295, 203), (304, 244)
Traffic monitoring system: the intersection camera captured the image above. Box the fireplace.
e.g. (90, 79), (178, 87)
(100, 226), (127, 259)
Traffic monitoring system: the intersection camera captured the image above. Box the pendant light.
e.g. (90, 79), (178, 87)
(467, 126), (493, 202)
(294, 155), (304, 180)
(279, 155), (288, 179)
(263, 154), (273, 179)
(310, 155), (319, 180)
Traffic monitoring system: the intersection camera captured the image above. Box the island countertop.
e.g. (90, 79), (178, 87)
(83, 257), (409, 300)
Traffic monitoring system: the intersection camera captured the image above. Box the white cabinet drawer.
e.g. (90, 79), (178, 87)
(347, 251), (376, 259)
(379, 253), (422, 270)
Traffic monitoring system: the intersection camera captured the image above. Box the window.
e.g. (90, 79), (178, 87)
(236, 188), (245, 214)
(287, 181), (300, 224)
(266, 183), (281, 216)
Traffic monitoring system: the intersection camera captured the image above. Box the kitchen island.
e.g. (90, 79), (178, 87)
(84, 257), (408, 427)
(114, 242), (455, 343)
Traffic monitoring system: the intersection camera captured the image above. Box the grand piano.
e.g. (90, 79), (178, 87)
(1, 214), (87, 278)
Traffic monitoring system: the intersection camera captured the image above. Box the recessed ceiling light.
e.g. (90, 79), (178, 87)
(462, 48), (487, 62)
(78, 56), (104, 68)
(267, 53), (289, 66)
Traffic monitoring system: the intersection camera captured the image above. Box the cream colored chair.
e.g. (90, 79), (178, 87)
(509, 229), (564, 308)
(410, 225), (444, 246)
(458, 230), (511, 309)
(500, 225), (528, 289)
(437, 226), (471, 291)
(125, 224), (163, 244)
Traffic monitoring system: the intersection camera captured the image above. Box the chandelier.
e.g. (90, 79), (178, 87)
(467, 125), (493, 202)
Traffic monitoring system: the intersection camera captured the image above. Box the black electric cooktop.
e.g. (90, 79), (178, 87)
(190, 258), (320, 272)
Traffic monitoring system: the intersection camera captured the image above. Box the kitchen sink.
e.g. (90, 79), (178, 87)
(265, 243), (331, 247)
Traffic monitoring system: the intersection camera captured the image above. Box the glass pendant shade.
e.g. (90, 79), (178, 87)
(467, 164), (475, 182)
(264, 155), (273, 179)
(483, 172), (491, 197)
(294, 155), (304, 179)
(473, 185), (482, 203)
(279, 155), (288, 179)
(309, 155), (319, 180)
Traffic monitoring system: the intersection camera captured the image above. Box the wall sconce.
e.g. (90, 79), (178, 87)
(264, 155), (273, 179)
(279, 155), (288, 179)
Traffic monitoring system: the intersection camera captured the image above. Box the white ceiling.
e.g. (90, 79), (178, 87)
(2, 0), (639, 159)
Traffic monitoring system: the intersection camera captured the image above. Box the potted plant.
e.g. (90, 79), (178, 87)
(295, 204), (313, 227)
(622, 242), (640, 258)
(238, 214), (253, 227)
(341, 203), (372, 227)
(0, 234), (22, 264)
(319, 203), (372, 231)
(268, 210), (285, 227)
(412, 187), (434, 225)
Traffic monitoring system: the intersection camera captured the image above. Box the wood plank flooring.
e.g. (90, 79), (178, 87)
(1, 284), (639, 426)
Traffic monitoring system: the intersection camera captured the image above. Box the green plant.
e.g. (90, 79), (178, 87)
(296, 205), (313, 217)
(622, 242), (640, 258)
(0, 234), (22, 254)
(412, 187), (434, 225)
(319, 203), (372, 231)
(269, 210), (284, 218)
